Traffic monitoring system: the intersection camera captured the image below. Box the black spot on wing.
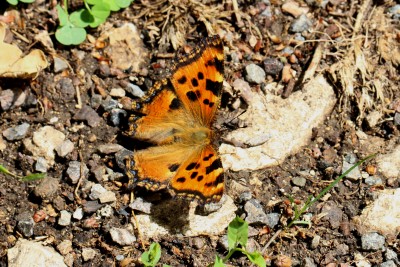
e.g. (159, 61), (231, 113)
(198, 72), (204, 80)
(186, 162), (197, 171)
(169, 98), (181, 110)
(197, 175), (203, 182)
(205, 158), (222, 175)
(190, 172), (198, 179)
(186, 91), (197, 101)
(168, 163), (180, 172)
(203, 154), (214, 161)
(191, 78), (199, 87)
(176, 177), (186, 183)
(205, 79), (222, 96)
(214, 58), (224, 74)
(178, 76), (187, 84)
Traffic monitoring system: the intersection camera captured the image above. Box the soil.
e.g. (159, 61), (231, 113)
(0, 0), (399, 266)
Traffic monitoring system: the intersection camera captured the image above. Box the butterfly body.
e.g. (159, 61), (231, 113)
(126, 36), (224, 203)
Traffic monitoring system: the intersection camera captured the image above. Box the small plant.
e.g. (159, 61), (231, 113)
(287, 153), (377, 228)
(141, 242), (171, 267)
(6, 0), (34, 5)
(213, 216), (266, 267)
(55, 0), (133, 45)
(0, 164), (46, 181)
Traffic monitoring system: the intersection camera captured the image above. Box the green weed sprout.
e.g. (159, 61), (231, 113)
(56, 0), (133, 45)
(0, 164), (46, 181)
(213, 216), (266, 267)
(287, 153), (377, 228)
(6, 0), (35, 5)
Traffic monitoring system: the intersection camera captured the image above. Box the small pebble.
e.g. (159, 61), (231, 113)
(245, 64), (266, 84)
(16, 212), (35, 237)
(265, 213), (280, 228)
(364, 176), (383, 186)
(292, 177), (306, 187)
(56, 78), (75, 100)
(109, 227), (136, 245)
(73, 105), (102, 127)
(303, 257), (317, 267)
(125, 83), (145, 98)
(91, 94), (103, 109)
(380, 260), (396, 267)
(99, 191), (117, 203)
(90, 184), (107, 200)
(129, 197), (152, 214)
(342, 160), (362, 181)
(115, 255), (125, 261)
(311, 235), (320, 249)
(33, 177), (59, 198)
(3, 123), (30, 141)
(110, 108), (128, 126)
(98, 205), (114, 217)
(244, 199), (268, 224)
(58, 210), (72, 226)
(56, 140), (74, 157)
(83, 201), (103, 213)
(73, 207), (84, 220)
(97, 144), (124, 154)
(82, 248), (97, 261)
(263, 57), (284, 76)
(101, 96), (119, 111)
(57, 240), (73, 255)
(110, 88), (126, 98)
(66, 161), (89, 184)
(53, 56), (69, 73)
(394, 113), (400, 126)
(289, 14), (313, 33)
(388, 5), (400, 19)
(361, 232), (385, 251)
(35, 157), (48, 172)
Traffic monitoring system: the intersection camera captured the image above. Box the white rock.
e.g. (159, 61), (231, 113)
(8, 239), (67, 267)
(58, 210), (72, 226)
(220, 75), (336, 171)
(353, 188), (400, 237)
(136, 195), (237, 238)
(376, 145), (400, 179)
(23, 126), (65, 165)
(56, 140), (74, 157)
(99, 191), (116, 203)
(73, 207), (84, 220)
(89, 184), (107, 200)
(109, 227), (136, 245)
(109, 88), (126, 97)
(81, 248), (97, 261)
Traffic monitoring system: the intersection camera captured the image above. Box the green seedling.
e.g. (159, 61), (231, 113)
(55, 0), (133, 45)
(6, 0), (35, 5)
(212, 216), (266, 267)
(0, 164), (46, 181)
(141, 242), (171, 267)
(287, 153), (377, 228)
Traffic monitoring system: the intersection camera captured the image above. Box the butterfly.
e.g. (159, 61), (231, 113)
(125, 35), (225, 203)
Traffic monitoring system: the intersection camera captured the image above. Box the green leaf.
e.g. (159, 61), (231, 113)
(227, 216), (248, 250)
(20, 0), (35, 3)
(104, 0), (120, 11)
(141, 242), (161, 267)
(213, 255), (225, 267)
(242, 251), (266, 267)
(91, 3), (111, 19)
(7, 0), (19, 5)
(56, 4), (69, 26)
(70, 9), (93, 27)
(0, 164), (11, 175)
(86, 0), (98, 5)
(55, 24), (87, 45)
(115, 0), (132, 8)
(89, 16), (105, 28)
(162, 265), (172, 267)
(21, 173), (46, 182)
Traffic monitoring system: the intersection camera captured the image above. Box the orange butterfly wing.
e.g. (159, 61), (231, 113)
(126, 36), (224, 202)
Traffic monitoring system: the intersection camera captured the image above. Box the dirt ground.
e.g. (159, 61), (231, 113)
(0, 0), (399, 266)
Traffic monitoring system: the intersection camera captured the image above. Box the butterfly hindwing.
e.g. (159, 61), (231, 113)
(170, 144), (224, 202)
